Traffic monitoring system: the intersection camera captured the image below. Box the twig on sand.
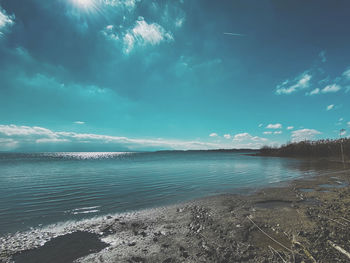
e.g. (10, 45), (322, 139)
(319, 215), (347, 227)
(327, 240), (350, 260)
(246, 216), (294, 253)
(292, 238), (316, 263)
(328, 218), (347, 227)
(268, 245), (287, 263)
(340, 217), (350, 224)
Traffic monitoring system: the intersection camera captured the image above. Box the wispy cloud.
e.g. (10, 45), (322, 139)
(342, 68), (350, 80)
(291, 129), (321, 142)
(263, 131), (272, 135)
(326, 104), (334, 111)
(209, 133), (218, 137)
(307, 84), (341, 96)
(274, 131), (282, 134)
(321, 84), (341, 93)
(307, 88), (320, 96)
(74, 121), (85, 125)
(266, 123), (282, 129)
(175, 16), (185, 28)
(0, 6), (15, 36)
(223, 32), (245, 36)
(276, 72), (312, 95)
(287, 126), (294, 130)
(319, 50), (326, 63)
(103, 0), (139, 11)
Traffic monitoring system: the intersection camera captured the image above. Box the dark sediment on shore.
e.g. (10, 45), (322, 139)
(12, 231), (108, 263)
(2, 164), (350, 262)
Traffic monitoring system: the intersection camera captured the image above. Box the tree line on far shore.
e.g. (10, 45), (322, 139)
(260, 138), (350, 159)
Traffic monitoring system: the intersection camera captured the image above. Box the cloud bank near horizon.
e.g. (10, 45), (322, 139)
(0, 124), (289, 151)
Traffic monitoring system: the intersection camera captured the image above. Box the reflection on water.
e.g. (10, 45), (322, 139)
(0, 151), (343, 235)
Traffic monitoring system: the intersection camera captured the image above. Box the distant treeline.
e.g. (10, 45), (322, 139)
(156, 149), (257, 153)
(259, 138), (350, 159)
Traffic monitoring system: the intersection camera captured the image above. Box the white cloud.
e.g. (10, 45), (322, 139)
(287, 126), (294, 130)
(348, 121), (350, 127)
(209, 133), (218, 137)
(0, 124), (220, 151)
(291, 129), (321, 142)
(233, 132), (267, 142)
(233, 133), (251, 141)
(339, 118), (343, 122)
(276, 72), (312, 95)
(102, 17), (173, 54)
(326, 104), (334, 111)
(74, 121), (85, 125)
(266, 123), (282, 129)
(340, 130), (346, 136)
(274, 131), (282, 134)
(231, 132), (270, 149)
(0, 125), (56, 137)
(263, 131), (272, 135)
(251, 136), (267, 142)
(321, 84), (341, 94)
(258, 123), (263, 128)
(123, 17), (173, 54)
(223, 134), (231, 139)
(230, 132), (270, 149)
(307, 88), (320, 96)
(0, 7), (14, 35)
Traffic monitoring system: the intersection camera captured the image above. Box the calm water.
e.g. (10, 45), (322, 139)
(0, 151), (337, 235)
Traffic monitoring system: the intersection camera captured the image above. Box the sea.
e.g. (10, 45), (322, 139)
(0, 151), (338, 236)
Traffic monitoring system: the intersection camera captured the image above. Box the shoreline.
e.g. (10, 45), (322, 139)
(1, 162), (350, 262)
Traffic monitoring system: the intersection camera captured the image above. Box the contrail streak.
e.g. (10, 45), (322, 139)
(223, 32), (245, 36)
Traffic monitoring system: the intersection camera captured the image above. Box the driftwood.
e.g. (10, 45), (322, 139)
(327, 240), (350, 260)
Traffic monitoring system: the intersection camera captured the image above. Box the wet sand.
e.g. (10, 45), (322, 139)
(1, 163), (350, 262)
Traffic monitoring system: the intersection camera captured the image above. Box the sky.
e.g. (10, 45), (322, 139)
(0, 0), (350, 151)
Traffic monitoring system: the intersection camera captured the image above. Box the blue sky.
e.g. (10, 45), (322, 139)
(0, 0), (349, 151)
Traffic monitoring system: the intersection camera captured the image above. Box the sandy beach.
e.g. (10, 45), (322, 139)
(1, 161), (350, 263)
